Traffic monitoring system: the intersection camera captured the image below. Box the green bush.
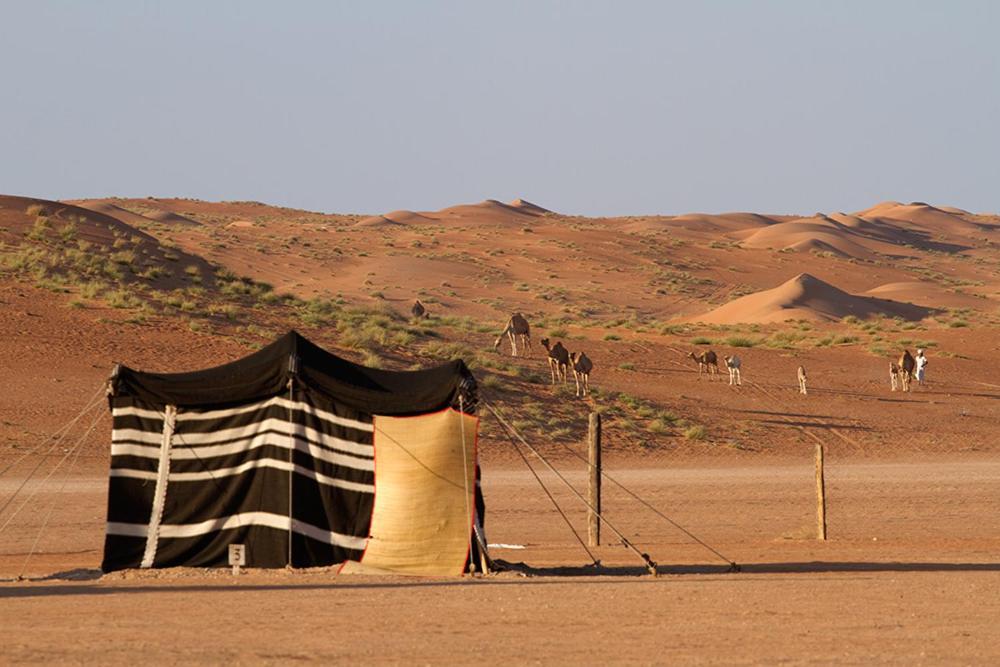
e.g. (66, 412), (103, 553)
(683, 425), (707, 441)
(725, 336), (758, 348)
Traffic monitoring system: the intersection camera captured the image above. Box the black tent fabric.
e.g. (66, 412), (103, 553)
(102, 331), (482, 573)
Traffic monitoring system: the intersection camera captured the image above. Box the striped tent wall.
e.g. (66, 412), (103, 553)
(103, 390), (376, 570)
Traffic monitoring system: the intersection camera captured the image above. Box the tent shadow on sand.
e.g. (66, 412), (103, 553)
(2, 562), (999, 599)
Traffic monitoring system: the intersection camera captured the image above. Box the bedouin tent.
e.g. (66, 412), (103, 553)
(102, 330), (487, 576)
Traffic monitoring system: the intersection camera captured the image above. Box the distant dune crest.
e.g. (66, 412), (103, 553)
(691, 273), (934, 324)
(356, 198), (552, 227)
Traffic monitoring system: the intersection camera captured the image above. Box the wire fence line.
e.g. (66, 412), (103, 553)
(0, 371), (997, 578)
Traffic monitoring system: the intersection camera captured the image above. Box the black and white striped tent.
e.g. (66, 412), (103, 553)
(103, 331), (485, 575)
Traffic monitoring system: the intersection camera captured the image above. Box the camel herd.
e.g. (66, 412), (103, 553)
(491, 313), (593, 397)
(418, 305), (930, 399)
(687, 346), (927, 395)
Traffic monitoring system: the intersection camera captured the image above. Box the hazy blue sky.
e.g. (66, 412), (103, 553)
(1, 1), (997, 216)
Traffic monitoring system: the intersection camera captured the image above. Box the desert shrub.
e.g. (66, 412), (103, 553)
(58, 220), (78, 242)
(690, 336), (713, 345)
(725, 336), (758, 348)
(949, 320), (969, 328)
(603, 333), (621, 341)
(111, 250), (137, 266)
(479, 373), (503, 390)
(618, 362), (636, 371)
(26, 216), (51, 241)
(766, 331), (807, 349)
(683, 425), (707, 440)
(362, 351), (384, 368)
(297, 298), (340, 326)
(105, 289), (141, 309)
(647, 419), (672, 434)
(547, 327), (568, 338)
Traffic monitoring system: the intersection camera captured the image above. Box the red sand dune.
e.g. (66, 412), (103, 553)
(0, 194), (215, 288)
(667, 212), (778, 233)
(354, 209), (440, 226)
(360, 198), (550, 228)
(864, 281), (985, 309)
(690, 273), (934, 324)
(737, 216), (881, 260)
(855, 201), (985, 237)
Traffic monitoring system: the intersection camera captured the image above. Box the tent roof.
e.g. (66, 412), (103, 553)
(111, 330), (473, 414)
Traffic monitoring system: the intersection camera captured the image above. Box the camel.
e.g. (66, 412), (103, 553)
(723, 355), (742, 386)
(541, 337), (569, 385)
(889, 361), (901, 392)
(411, 299), (426, 319)
(688, 350), (719, 379)
(493, 313), (531, 357)
(570, 351), (593, 397)
(897, 350), (915, 392)
(797, 366), (808, 395)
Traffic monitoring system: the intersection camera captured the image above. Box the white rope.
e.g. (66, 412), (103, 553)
(484, 399), (658, 575)
(17, 423), (90, 580)
(457, 395), (474, 574)
(0, 405), (105, 536)
(0, 383), (106, 480)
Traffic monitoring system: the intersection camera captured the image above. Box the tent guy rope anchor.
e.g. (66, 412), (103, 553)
(484, 399), (659, 576)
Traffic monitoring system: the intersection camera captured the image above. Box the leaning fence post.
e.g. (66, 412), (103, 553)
(815, 443), (827, 540)
(588, 412), (602, 547)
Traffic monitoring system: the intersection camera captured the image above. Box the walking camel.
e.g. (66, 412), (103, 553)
(797, 366), (808, 395)
(723, 355), (742, 386)
(493, 313), (531, 357)
(541, 338), (570, 385)
(892, 350), (915, 392)
(411, 299), (427, 319)
(570, 351), (593, 397)
(688, 350), (720, 379)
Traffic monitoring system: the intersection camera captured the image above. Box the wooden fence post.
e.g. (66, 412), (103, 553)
(815, 443), (827, 540)
(588, 412), (602, 547)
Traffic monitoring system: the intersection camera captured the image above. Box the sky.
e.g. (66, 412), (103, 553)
(1, 1), (998, 216)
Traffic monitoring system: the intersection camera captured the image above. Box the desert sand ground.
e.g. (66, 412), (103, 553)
(1, 195), (999, 663)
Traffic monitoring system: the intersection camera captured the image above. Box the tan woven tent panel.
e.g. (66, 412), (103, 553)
(350, 408), (477, 576)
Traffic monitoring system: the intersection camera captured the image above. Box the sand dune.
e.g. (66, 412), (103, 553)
(2, 195), (156, 243)
(145, 209), (200, 225)
(438, 199), (533, 219)
(355, 215), (405, 228)
(73, 201), (162, 228)
(354, 209), (438, 227)
(668, 212), (777, 233)
(864, 281), (984, 308)
(691, 273), (933, 324)
(738, 217), (879, 260)
(509, 199), (551, 215)
(353, 208), (440, 227)
(855, 201), (984, 237)
(0, 194), (216, 289)
(72, 200), (201, 227)
(384, 210), (438, 224)
(357, 199), (550, 229)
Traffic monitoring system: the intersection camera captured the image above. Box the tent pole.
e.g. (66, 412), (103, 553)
(458, 395), (475, 574)
(287, 375), (295, 568)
